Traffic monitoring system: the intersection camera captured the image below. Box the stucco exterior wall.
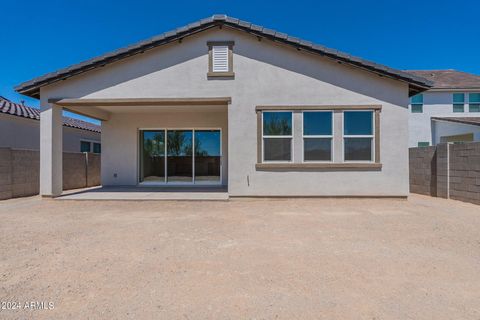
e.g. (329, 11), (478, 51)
(0, 113), (100, 152)
(409, 91), (480, 147)
(40, 27), (410, 196)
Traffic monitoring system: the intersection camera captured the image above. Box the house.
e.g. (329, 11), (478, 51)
(14, 15), (432, 198)
(404, 70), (480, 147)
(0, 96), (101, 152)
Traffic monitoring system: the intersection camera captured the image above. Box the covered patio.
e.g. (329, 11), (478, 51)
(41, 97), (230, 197)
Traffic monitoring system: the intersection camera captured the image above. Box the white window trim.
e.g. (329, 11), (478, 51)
(301, 110), (334, 163)
(262, 111), (294, 163)
(468, 92), (480, 112)
(452, 93), (465, 113)
(342, 110), (375, 163)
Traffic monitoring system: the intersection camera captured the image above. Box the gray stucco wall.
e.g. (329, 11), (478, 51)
(0, 113), (100, 152)
(40, 27), (410, 196)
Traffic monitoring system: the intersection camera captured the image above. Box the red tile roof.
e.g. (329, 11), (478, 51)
(404, 70), (480, 90)
(0, 97), (101, 133)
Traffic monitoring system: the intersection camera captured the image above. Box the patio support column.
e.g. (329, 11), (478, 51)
(40, 103), (63, 197)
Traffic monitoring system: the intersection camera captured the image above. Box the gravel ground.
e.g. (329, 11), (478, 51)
(0, 194), (479, 319)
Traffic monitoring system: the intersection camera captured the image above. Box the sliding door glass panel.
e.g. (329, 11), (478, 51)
(167, 130), (193, 183)
(195, 130), (221, 182)
(141, 131), (165, 182)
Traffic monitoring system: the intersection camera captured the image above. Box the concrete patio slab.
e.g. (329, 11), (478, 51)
(57, 186), (229, 200)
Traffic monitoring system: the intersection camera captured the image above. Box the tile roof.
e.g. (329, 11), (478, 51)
(431, 117), (480, 127)
(0, 97), (101, 133)
(15, 14), (432, 98)
(404, 70), (480, 90)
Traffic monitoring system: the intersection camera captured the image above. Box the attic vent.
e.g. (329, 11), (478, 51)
(212, 46), (229, 72)
(207, 41), (234, 77)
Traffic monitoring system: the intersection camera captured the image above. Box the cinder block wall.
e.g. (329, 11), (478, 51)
(409, 146), (437, 196)
(448, 143), (480, 205)
(0, 148), (101, 200)
(410, 142), (480, 206)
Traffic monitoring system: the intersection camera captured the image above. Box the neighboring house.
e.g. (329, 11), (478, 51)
(431, 117), (480, 144)
(15, 15), (432, 198)
(0, 96), (101, 152)
(404, 70), (480, 147)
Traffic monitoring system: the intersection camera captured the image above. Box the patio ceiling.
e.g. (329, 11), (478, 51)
(50, 97), (231, 121)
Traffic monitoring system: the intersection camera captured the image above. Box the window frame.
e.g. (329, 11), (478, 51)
(342, 110), (375, 163)
(468, 93), (480, 113)
(261, 111), (294, 163)
(452, 93), (465, 113)
(301, 110), (334, 163)
(207, 41), (235, 77)
(80, 140), (101, 154)
(410, 94), (423, 113)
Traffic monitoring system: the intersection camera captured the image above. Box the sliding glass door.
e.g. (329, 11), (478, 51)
(139, 129), (221, 184)
(140, 131), (165, 183)
(167, 130), (193, 183)
(194, 130), (221, 183)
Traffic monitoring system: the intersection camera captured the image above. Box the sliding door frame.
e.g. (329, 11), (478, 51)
(138, 127), (222, 186)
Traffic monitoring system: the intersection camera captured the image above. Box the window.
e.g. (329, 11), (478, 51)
(343, 111), (374, 161)
(303, 111), (333, 161)
(262, 111), (292, 162)
(80, 141), (91, 153)
(469, 93), (480, 112)
(410, 94), (423, 113)
(93, 142), (101, 154)
(80, 141), (101, 153)
(207, 41), (234, 77)
(453, 93), (465, 113)
(417, 142), (430, 147)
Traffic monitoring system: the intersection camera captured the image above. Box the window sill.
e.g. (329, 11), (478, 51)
(255, 162), (382, 170)
(207, 72), (235, 78)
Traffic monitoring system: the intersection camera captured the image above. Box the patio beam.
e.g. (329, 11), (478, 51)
(49, 97), (232, 107)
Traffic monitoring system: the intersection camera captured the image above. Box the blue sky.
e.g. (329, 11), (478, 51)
(2, 0), (479, 124)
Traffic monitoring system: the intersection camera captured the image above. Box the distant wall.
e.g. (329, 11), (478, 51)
(0, 148), (100, 200)
(409, 142), (480, 205)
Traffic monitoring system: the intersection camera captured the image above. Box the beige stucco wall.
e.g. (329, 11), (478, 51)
(0, 113), (100, 152)
(40, 26), (410, 196)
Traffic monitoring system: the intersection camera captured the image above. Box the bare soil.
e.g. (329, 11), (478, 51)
(0, 195), (479, 319)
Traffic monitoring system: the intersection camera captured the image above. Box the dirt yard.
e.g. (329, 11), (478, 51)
(0, 195), (479, 319)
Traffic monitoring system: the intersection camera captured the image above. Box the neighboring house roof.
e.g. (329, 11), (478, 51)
(404, 70), (480, 90)
(431, 117), (480, 127)
(15, 14), (432, 98)
(0, 97), (101, 133)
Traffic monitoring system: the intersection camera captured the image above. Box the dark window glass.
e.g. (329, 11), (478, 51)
(344, 111), (373, 135)
(344, 138), (372, 161)
(453, 93), (464, 103)
(264, 138), (291, 161)
(469, 93), (480, 103)
(410, 94), (423, 104)
(411, 104), (423, 113)
(263, 112), (292, 135)
(469, 104), (480, 112)
(194, 130), (221, 182)
(167, 130), (193, 182)
(93, 143), (101, 154)
(304, 138), (331, 161)
(303, 112), (332, 135)
(140, 131), (165, 182)
(80, 141), (91, 152)
(453, 104), (464, 113)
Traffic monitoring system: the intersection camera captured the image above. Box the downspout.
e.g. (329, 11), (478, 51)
(446, 142), (450, 199)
